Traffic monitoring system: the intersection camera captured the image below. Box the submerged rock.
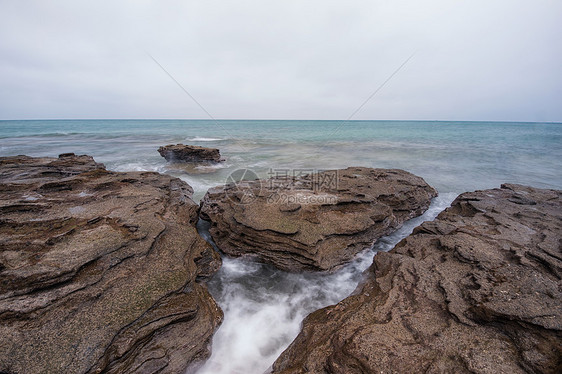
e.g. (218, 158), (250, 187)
(0, 154), (222, 374)
(272, 184), (562, 374)
(200, 167), (437, 271)
(158, 144), (222, 163)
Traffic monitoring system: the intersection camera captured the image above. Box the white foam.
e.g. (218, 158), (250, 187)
(195, 162), (228, 171)
(374, 192), (458, 252)
(110, 162), (164, 174)
(195, 193), (456, 374)
(186, 136), (224, 142)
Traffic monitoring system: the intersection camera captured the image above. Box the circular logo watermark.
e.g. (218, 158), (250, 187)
(225, 168), (261, 205)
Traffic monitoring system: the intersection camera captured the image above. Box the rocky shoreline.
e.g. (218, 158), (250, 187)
(1, 154), (560, 374)
(272, 184), (562, 373)
(0, 154), (222, 373)
(200, 167), (437, 272)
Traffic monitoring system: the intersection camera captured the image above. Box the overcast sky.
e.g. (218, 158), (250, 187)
(0, 0), (560, 121)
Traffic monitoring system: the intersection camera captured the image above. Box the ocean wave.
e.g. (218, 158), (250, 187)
(0, 132), (86, 139)
(196, 162), (228, 170)
(110, 163), (162, 173)
(185, 136), (224, 142)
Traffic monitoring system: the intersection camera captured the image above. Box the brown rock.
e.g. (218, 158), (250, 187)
(200, 167), (437, 271)
(158, 144), (222, 163)
(0, 154), (222, 374)
(272, 184), (562, 374)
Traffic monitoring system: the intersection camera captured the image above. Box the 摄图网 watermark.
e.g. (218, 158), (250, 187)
(224, 168), (340, 205)
(266, 191), (338, 205)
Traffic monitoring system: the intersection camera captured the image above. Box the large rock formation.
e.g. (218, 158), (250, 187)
(158, 144), (222, 163)
(200, 167), (437, 271)
(272, 184), (562, 373)
(0, 154), (222, 374)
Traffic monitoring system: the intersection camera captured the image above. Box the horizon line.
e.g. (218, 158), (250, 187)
(1, 118), (561, 124)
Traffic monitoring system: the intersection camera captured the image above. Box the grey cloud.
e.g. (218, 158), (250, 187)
(0, 0), (560, 121)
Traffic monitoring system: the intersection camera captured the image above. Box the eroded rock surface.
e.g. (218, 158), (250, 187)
(158, 144), (222, 163)
(0, 154), (222, 374)
(200, 167), (437, 271)
(272, 184), (562, 374)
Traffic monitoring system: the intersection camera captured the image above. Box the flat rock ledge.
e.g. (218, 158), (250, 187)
(0, 154), (222, 374)
(272, 184), (562, 374)
(200, 167), (437, 272)
(158, 144), (222, 163)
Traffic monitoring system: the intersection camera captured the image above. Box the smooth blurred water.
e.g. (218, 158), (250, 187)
(194, 193), (457, 374)
(1, 120), (560, 200)
(1, 120), (560, 373)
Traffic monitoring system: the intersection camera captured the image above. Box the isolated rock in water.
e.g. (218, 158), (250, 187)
(272, 184), (562, 374)
(200, 167), (437, 271)
(0, 154), (222, 374)
(158, 144), (222, 163)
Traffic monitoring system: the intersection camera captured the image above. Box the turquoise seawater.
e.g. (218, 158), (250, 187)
(1, 120), (560, 200)
(1, 119), (561, 373)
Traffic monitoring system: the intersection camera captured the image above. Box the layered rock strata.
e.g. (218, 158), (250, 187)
(200, 167), (437, 271)
(0, 154), (222, 374)
(272, 184), (562, 374)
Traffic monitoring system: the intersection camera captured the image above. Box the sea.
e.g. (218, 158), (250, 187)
(1, 119), (561, 373)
